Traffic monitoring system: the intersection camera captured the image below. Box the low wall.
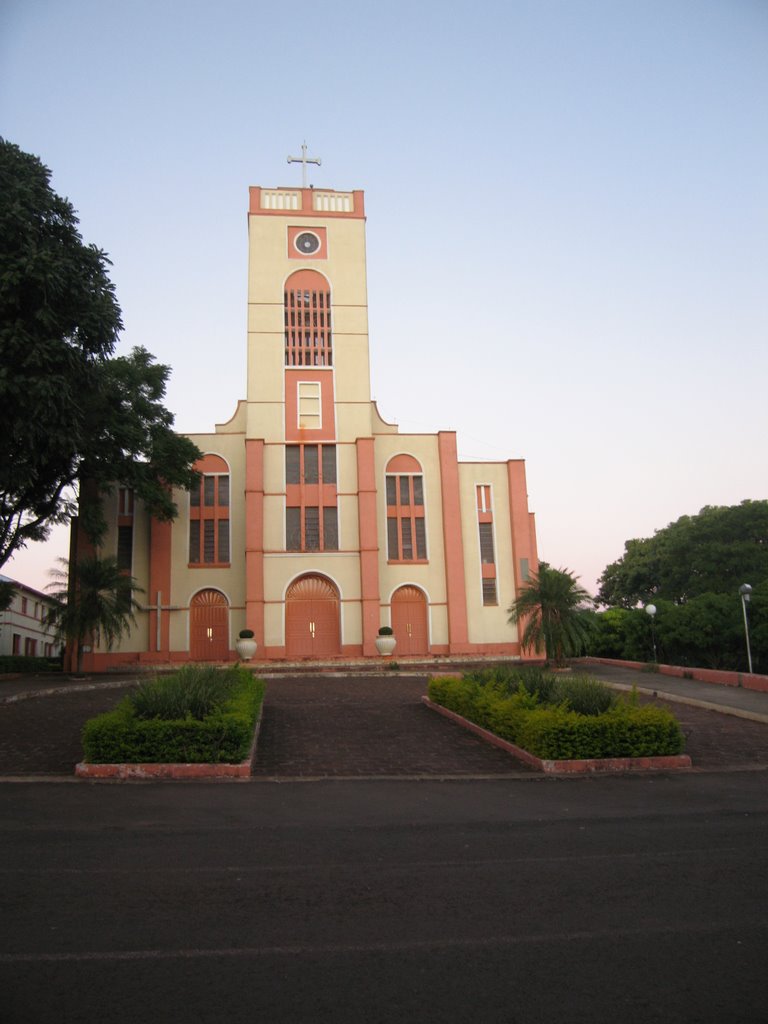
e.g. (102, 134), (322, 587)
(583, 658), (768, 694)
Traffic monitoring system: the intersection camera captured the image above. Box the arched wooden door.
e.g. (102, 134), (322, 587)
(285, 575), (341, 658)
(190, 589), (229, 661)
(391, 586), (428, 656)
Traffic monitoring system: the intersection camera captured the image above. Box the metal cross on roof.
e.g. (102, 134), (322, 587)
(287, 142), (321, 188)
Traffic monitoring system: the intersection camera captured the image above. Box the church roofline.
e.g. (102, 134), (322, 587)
(249, 186), (365, 219)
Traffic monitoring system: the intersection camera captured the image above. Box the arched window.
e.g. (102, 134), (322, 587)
(284, 270), (332, 366)
(385, 455), (427, 562)
(189, 454), (230, 566)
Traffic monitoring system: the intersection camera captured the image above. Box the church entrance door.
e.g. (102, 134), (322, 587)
(285, 575), (341, 658)
(190, 589), (229, 661)
(391, 586), (428, 656)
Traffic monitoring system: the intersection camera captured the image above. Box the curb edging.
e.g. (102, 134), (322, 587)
(422, 697), (692, 774)
(74, 710), (263, 781)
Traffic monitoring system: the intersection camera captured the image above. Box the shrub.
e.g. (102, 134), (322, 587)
(428, 674), (684, 760)
(378, 626), (393, 636)
(238, 629), (254, 639)
(0, 655), (60, 674)
(130, 664), (241, 721)
(82, 668), (265, 764)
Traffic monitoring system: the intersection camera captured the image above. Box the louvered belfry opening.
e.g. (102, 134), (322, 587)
(284, 270), (332, 366)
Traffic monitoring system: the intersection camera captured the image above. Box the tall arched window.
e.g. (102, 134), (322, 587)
(385, 454), (427, 563)
(284, 270), (332, 366)
(189, 454), (230, 566)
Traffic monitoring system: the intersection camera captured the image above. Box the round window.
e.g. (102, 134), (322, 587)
(294, 231), (321, 255)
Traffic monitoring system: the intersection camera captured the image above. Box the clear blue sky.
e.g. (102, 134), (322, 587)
(2, 0), (767, 596)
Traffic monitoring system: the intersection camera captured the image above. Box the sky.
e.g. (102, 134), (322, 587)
(2, 0), (767, 598)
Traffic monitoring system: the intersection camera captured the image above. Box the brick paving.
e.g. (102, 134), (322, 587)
(251, 675), (528, 777)
(1, 673), (768, 777)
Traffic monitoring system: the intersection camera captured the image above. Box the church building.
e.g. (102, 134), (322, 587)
(72, 168), (538, 668)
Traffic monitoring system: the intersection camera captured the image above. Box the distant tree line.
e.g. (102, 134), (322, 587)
(587, 502), (768, 672)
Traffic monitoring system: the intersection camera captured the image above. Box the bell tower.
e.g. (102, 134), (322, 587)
(245, 184), (370, 445)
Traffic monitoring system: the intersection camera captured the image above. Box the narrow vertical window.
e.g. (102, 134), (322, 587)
(189, 459), (231, 566)
(385, 468), (427, 563)
(323, 507), (339, 550)
(479, 523), (495, 563)
(286, 507), (301, 550)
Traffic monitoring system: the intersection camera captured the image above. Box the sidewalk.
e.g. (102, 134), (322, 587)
(581, 660), (768, 724)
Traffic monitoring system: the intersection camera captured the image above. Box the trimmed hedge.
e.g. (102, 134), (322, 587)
(0, 656), (60, 675)
(428, 675), (684, 760)
(82, 668), (265, 764)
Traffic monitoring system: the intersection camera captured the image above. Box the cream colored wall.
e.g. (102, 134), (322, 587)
(246, 211), (371, 443)
(458, 463), (520, 645)
(167, 432), (248, 650)
(373, 433), (451, 647)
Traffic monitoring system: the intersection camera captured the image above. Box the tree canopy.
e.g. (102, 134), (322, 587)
(0, 139), (200, 567)
(596, 501), (768, 608)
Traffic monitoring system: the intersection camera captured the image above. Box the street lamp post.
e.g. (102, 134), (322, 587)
(739, 584), (753, 674)
(645, 604), (657, 663)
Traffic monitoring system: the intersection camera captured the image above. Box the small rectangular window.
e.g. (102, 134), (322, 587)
(218, 475), (229, 507)
(415, 517), (427, 559)
(476, 485), (491, 513)
(203, 477), (215, 507)
(12, 634), (20, 655)
(386, 476), (397, 506)
(189, 520), (200, 563)
(298, 382), (321, 429)
(286, 446), (300, 484)
(413, 476), (424, 505)
(520, 558), (530, 581)
(190, 483), (200, 508)
(218, 520), (230, 563)
(387, 517), (399, 559)
(286, 507), (301, 550)
(203, 521), (216, 562)
(323, 507), (339, 550)
(304, 445), (319, 484)
(322, 445), (337, 484)
(482, 579), (498, 606)
(400, 476), (410, 505)
(305, 507), (320, 550)
(401, 518), (413, 560)
(479, 523), (495, 564)
(117, 524), (133, 571)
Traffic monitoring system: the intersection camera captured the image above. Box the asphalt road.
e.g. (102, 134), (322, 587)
(2, 774), (767, 1024)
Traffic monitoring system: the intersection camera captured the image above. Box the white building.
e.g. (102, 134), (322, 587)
(0, 576), (63, 660)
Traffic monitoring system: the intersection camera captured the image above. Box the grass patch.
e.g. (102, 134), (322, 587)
(82, 665), (265, 764)
(428, 669), (684, 760)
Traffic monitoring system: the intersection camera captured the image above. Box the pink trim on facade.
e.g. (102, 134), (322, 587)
(148, 516), (173, 657)
(249, 188), (365, 219)
(437, 432), (470, 653)
(356, 438), (381, 656)
(245, 439), (265, 648)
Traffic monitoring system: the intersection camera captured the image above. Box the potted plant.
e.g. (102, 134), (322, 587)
(235, 628), (257, 661)
(375, 625), (396, 657)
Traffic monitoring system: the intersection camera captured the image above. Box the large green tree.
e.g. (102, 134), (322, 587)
(508, 563), (595, 665)
(597, 501), (768, 608)
(0, 139), (200, 566)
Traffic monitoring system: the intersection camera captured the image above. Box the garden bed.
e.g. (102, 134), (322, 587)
(426, 668), (691, 774)
(76, 665), (265, 780)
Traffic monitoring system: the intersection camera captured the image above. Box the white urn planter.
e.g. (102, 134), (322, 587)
(235, 636), (258, 661)
(375, 634), (397, 657)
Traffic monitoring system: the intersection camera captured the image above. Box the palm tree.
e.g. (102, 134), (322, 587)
(47, 556), (142, 672)
(508, 562), (595, 666)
